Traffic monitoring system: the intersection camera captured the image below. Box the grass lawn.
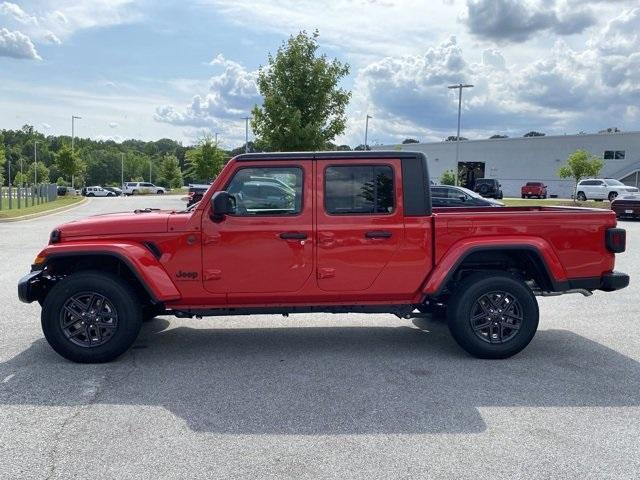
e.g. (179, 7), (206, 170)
(502, 198), (611, 209)
(0, 195), (85, 219)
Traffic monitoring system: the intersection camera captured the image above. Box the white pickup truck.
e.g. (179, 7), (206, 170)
(122, 182), (166, 195)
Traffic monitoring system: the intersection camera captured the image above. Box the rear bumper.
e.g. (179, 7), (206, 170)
(17, 270), (43, 303)
(568, 271), (630, 292)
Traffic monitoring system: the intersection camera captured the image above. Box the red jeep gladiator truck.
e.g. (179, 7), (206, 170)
(18, 151), (629, 363)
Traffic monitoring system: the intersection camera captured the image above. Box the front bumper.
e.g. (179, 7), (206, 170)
(17, 270), (44, 303)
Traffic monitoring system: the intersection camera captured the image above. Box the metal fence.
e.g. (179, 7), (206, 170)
(0, 184), (58, 211)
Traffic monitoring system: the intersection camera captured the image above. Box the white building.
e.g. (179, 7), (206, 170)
(377, 131), (640, 198)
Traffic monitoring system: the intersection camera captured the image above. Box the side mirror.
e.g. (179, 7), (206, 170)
(458, 195), (466, 201)
(210, 191), (235, 222)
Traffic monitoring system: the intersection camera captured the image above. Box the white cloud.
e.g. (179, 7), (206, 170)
(155, 54), (260, 133)
(109, 121), (119, 128)
(0, 1), (140, 48)
(202, 0), (458, 59)
(0, 28), (40, 60)
(44, 31), (61, 44)
(0, 2), (38, 25)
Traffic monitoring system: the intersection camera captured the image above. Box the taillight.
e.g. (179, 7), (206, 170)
(606, 228), (626, 253)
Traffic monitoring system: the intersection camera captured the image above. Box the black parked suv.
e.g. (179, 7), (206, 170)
(473, 178), (503, 199)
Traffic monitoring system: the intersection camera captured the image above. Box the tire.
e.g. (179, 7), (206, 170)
(132, 190), (139, 195)
(542, 194), (547, 199)
(87, 193), (95, 197)
(446, 273), (539, 359)
(41, 271), (143, 363)
(608, 192), (618, 202)
(576, 191), (587, 202)
(521, 194), (525, 199)
(478, 184), (489, 196)
(157, 190), (164, 195)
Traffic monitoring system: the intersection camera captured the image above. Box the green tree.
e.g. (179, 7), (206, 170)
(251, 30), (351, 151)
(559, 149), (604, 201)
(440, 170), (457, 186)
(13, 171), (27, 186)
(185, 136), (224, 181)
(26, 162), (50, 184)
(55, 145), (84, 183)
(157, 154), (184, 189)
(56, 177), (68, 186)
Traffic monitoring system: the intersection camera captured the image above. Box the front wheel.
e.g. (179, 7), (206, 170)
(447, 273), (539, 359)
(157, 190), (164, 195)
(608, 192), (618, 202)
(41, 271), (143, 363)
(576, 191), (587, 201)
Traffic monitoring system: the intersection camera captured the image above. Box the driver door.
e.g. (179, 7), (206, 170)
(201, 162), (314, 299)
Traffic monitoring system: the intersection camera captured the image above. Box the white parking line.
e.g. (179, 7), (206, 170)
(2, 374), (15, 383)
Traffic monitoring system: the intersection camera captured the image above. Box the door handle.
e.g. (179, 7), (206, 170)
(279, 232), (308, 240)
(365, 231), (392, 239)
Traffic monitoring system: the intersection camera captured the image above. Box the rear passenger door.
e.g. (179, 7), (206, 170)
(315, 160), (403, 292)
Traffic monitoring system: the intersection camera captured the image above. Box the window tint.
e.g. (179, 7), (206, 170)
(226, 167), (303, 216)
(141, 183), (153, 187)
(325, 165), (394, 215)
(605, 150), (626, 160)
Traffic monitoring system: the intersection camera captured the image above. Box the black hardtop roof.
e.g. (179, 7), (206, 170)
(234, 150), (426, 162)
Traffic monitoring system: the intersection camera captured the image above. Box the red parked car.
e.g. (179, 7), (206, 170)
(521, 182), (548, 199)
(19, 151), (628, 363)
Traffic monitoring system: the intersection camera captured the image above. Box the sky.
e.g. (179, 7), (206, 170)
(1, 0), (639, 148)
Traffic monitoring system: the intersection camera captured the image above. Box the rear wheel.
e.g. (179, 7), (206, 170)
(576, 191), (587, 201)
(41, 271), (142, 363)
(521, 194), (526, 199)
(132, 189), (139, 195)
(447, 273), (539, 359)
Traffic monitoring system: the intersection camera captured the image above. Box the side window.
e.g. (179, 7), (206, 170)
(325, 165), (395, 215)
(431, 187), (447, 198)
(226, 166), (303, 216)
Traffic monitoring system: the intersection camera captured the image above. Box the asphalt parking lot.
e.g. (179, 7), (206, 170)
(1, 196), (639, 479)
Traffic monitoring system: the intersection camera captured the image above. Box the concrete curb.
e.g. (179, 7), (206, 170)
(0, 197), (90, 223)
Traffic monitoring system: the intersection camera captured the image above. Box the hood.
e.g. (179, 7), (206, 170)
(58, 210), (173, 238)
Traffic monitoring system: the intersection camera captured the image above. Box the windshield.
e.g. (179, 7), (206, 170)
(605, 179), (625, 186)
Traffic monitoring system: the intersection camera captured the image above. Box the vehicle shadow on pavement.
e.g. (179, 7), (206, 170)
(1, 317), (639, 435)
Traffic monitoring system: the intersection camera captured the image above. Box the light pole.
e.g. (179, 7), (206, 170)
(33, 141), (38, 185)
(71, 115), (81, 188)
(149, 159), (152, 183)
(364, 114), (372, 150)
(242, 116), (250, 153)
(121, 153), (124, 188)
(447, 83), (473, 185)
(214, 132), (219, 145)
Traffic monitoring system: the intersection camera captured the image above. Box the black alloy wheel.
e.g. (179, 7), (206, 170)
(469, 291), (522, 344)
(59, 292), (118, 348)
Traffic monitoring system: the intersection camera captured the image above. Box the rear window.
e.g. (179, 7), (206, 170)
(526, 182), (543, 186)
(325, 165), (395, 215)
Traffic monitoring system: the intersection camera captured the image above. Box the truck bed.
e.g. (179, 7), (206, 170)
(431, 206), (617, 281)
